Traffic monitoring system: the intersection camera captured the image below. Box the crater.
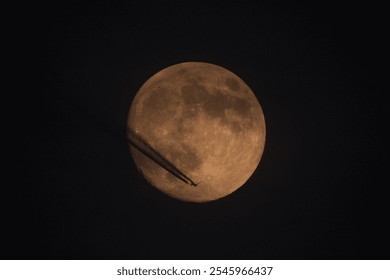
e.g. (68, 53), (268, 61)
(181, 81), (208, 105)
(166, 143), (202, 172)
(203, 90), (229, 119)
(230, 121), (242, 132)
(202, 90), (252, 121)
(226, 77), (240, 91)
(143, 86), (178, 121)
(176, 69), (188, 76)
(181, 104), (199, 120)
(233, 98), (251, 116)
(176, 110), (197, 137)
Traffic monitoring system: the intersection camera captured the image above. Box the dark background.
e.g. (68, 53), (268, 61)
(10, 1), (387, 259)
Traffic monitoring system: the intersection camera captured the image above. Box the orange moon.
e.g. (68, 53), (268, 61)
(127, 62), (266, 202)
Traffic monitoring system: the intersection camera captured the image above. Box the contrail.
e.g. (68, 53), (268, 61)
(127, 128), (198, 187)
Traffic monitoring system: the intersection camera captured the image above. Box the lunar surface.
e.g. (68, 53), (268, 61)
(127, 62), (265, 202)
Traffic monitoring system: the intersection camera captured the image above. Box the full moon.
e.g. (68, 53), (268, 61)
(127, 62), (266, 202)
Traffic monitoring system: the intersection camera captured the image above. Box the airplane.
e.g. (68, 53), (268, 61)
(127, 128), (199, 187)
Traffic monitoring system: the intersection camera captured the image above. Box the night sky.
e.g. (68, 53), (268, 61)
(11, 1), (387, 259)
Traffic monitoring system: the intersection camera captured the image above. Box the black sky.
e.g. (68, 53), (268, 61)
(10, 1), (387, 259)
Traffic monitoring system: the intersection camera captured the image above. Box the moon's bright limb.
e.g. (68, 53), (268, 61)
(127, 62), (266, 202)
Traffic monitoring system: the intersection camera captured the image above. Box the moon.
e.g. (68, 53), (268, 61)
(127, 62), (266, 202)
